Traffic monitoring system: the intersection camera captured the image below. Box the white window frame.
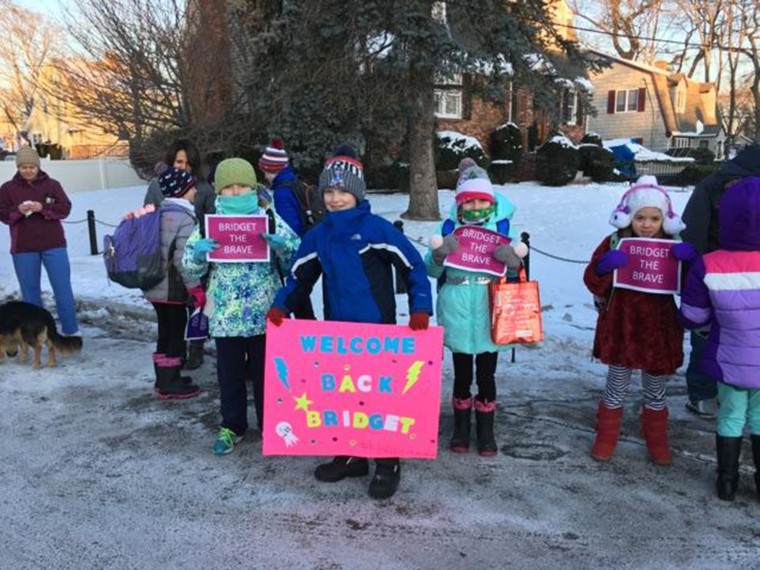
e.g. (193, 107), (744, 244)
(434, 73), (464, 119)
(615, 89), (639, 113)
(670, 136), (690, 149)
(561, 89), (578, 125)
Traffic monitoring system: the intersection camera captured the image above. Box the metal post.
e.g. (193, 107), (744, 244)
(521, 231), (531, 279)
(393, 220), (407, 294)
(87, 210), (98, 255)
(511, 231), (531, 364)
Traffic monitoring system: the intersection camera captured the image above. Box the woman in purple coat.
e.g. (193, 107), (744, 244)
(680, 176), (760, 502)
(0, 147), (79, 336)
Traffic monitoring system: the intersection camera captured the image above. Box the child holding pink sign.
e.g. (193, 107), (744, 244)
(183, 158), (300, 456)
(425, 160), (526, 457)
(584, 175), (693, 466)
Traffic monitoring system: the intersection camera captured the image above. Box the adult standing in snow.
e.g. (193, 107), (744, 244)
(584, 176), (691, 466)
(681, 144), (760, 419)
(144, 138), (216, 371)
(0, 146), (80, 337)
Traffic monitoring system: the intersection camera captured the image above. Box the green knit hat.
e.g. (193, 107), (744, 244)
(214, 158), (257, 194)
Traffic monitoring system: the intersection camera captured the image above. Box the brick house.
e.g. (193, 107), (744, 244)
(585, 49), (724, 156)
(433, 0), (589, 176)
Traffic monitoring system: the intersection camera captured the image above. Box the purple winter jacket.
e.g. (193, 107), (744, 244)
(680, 177), (760, 389)
(0, 170), (71, 254)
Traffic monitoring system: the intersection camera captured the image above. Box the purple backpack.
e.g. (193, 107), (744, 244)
(103, 204), (181, 289)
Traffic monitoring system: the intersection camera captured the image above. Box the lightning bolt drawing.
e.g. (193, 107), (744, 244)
(402, 361), (425, 394)
(274, 357), (290, 391)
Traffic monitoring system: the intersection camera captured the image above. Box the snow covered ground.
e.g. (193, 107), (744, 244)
(1, 181), (758, 569)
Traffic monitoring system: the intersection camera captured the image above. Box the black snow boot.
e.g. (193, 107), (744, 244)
(475, 399), (498, 457)
(183, 339), (205, 370)
(314, 456), (369, 483)
(155, 356), (201, 400)
(752, 435), (760, 502)
(716, 434), (743, 501)
(450, 396), (473, 453)
(368, 458), (400, 499)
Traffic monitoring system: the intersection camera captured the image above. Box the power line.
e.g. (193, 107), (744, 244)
(556, 21), (755, 54)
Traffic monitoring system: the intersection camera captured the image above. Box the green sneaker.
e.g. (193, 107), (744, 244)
(213, 427), (243, 456)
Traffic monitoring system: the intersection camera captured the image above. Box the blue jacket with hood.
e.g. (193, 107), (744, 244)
(273, 200), (433, 324)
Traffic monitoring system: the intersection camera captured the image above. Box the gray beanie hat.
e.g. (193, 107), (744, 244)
(318, 145), (366, 202)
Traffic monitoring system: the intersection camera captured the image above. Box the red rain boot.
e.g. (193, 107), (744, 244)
(590, 402), (623, 462)
(641, 406), (672, 466)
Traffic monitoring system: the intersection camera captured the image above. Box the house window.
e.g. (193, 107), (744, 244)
(670, 137), (690, 149)
(31, 133), (44, 146)
(561, 89), (578, 125)
(434, 73), (463, 119)
(432, 2), (446, 23)
(615, 89), (639, 113)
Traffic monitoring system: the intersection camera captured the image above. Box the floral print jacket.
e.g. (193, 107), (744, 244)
(182, 208), (300, 338)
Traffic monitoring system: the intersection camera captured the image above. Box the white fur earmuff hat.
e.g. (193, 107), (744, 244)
(609, 175), (686, 235)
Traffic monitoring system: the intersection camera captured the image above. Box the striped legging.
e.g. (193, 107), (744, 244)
(602, 365), (667, 410)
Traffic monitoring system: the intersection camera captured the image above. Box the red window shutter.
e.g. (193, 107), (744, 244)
(637, 87), (646, 112)
(607, 90), (615, 114)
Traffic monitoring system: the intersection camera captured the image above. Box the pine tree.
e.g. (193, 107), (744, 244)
(236, 0), (596, 219)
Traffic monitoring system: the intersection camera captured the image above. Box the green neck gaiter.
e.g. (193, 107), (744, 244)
(460, 204), (496, 224)
(216, 192), (258, 215)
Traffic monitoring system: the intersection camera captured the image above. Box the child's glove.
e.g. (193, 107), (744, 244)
(187, 286), (206, 309)
(262, 233), (287, 252)
(193, 238), (219, 261)
(595, 250), (628, 275)
(430, 234), (459, 266)
(493, 244), (522, 269)
(266, 307), (287, 326)
(409, 312), (430, 331)
(670, 242), (698, 263)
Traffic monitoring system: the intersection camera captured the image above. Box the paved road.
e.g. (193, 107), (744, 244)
(0, 305), (758, 569)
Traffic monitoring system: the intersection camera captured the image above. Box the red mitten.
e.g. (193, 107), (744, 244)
(188, 287), (206, 309)
(409, 312), (430, 331)
(267, 307), (287, 326)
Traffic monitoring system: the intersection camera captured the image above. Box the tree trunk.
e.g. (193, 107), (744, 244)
(403, 70), (440, 221)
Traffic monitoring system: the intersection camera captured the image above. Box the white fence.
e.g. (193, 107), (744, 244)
(0, 157), (144, 193)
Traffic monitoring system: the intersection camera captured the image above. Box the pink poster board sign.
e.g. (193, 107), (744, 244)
(263, 319), (444, 459)
(443, 226), (510, 277)
(204, 214), (269, 262)
(613, 237), (681, 294)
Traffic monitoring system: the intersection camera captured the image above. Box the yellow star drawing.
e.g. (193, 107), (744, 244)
(293, 392), (314, 412)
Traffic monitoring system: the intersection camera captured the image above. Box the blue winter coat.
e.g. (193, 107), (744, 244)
(271, 166), (304, 237)
(273, 200), (433, 324)
(425, 193), (518, 354)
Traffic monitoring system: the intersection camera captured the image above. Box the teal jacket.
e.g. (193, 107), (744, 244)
(182, 208), (300, 338)
(425, 193), (518, 354)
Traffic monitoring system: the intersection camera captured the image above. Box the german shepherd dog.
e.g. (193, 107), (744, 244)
(0, 301), (82, 369)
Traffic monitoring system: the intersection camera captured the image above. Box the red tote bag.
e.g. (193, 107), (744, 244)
(489, 268), (544, 345)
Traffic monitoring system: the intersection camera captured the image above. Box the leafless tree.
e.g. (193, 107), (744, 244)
(0, 2), (59, 140)
(568, 0), (674, 62)
(48, 0), (239, 174)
